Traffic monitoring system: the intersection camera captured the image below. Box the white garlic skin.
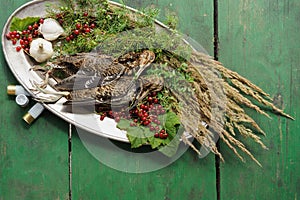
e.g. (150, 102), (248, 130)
(29, 38), (54, 63)
(38, 18), (65, 41)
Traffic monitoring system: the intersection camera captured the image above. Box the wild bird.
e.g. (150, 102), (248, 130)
(31, 50), (155, 91)
(30, 49), (161, 108)
(63, 74), (164, 110)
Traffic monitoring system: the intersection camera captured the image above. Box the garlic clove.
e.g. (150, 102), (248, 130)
(38, 18), (65, 41)
(29, 38), (54, 63)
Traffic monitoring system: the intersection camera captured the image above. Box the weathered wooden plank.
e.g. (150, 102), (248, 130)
(71, 0), (217, 199)
(218, 0), (300, 199)
(0, 1), (69, 199)
(72, 130), (217, 200)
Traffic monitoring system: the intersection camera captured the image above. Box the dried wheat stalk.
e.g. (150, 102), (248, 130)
(168, 50), (293, 166)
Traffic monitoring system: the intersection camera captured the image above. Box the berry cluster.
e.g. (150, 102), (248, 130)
(100, 92), (169, 139)
(5, 18), (44, 52)
(56, 11), (96, 43)
(65, 22), (96, 42)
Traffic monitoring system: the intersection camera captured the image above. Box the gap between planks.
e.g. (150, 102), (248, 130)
(68, 123), (72, 200)
(213, 0), (221, 200)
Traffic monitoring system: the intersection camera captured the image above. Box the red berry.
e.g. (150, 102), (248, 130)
(133, 119), (138, 123)
(74, 29), (80, 35)
(39, 18), (44, 24)
(16, 46), (21, 52)
(27, 36), (33, 42)
(149, 126), (155, 131)
(56, 13), (62, 19)
(130, 122), (136, 127)
(10, 34), (16, 39)
(153, 98), (159, 104)
(22, 30), (27, 35)
(138, 112), (143, 118)
(66, 37), (71, 42)
(83, 12), (88, 17)
(69, 34), (75, 40)
(84, 28), (91, 33)
(90, 23), (95, 29)
(12, 30), (17, 35)
(115, 116), (120, 122)
(159, 132), (164, 139)
(163, 133), (169, 139)
(76, 23), (81, 29)
(12, 40), (17, 45)
(21, 45), (26, 49)
(33, 23), (39, 29)
(24, 48), (29, 52)
(154, 133), (159, 138)
(28, 25), (33, 31)
(151, 92), (157, 97)
(83, 24), (89, 28)
(34, 30), (39, 35)
(5, 33), (11, 40)
(100, 115), (105, 121)
(147, 96), (153, 102)
(143, 120), (150, 126)
(141, 116), (147, 122)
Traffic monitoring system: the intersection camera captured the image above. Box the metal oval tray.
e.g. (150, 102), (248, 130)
(2, 0), (194, 142)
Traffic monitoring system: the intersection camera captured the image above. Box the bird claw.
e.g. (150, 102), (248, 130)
(29, 79), (69, 103)
(30, 65), (46, 72)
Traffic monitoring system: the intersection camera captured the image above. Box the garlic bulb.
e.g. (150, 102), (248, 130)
(38, 18), (65, 41)
(29, 38), (54, 63)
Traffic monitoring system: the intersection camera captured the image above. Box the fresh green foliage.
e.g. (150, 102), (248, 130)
(10, 17), (40, 32)
(135, 7), (160, 28)
(44, 0), (190, 57)
(164, 10), (179, 29)
(117, 111), (181, 157)
(146, 62), (195, 112)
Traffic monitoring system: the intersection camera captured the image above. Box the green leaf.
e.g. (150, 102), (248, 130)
(117, 111), (183, 157)
(158, 137), (180, 157)
(158, 126), (184, 157)
(126, 126), (148, 148)
(165, 111), (181, 139)
(116, 119), (131, 130)
(10, 17), (40, 32)
(148, 136), (162, 149)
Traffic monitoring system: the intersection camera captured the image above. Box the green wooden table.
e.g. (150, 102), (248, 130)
(0, 0), (299, 199)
